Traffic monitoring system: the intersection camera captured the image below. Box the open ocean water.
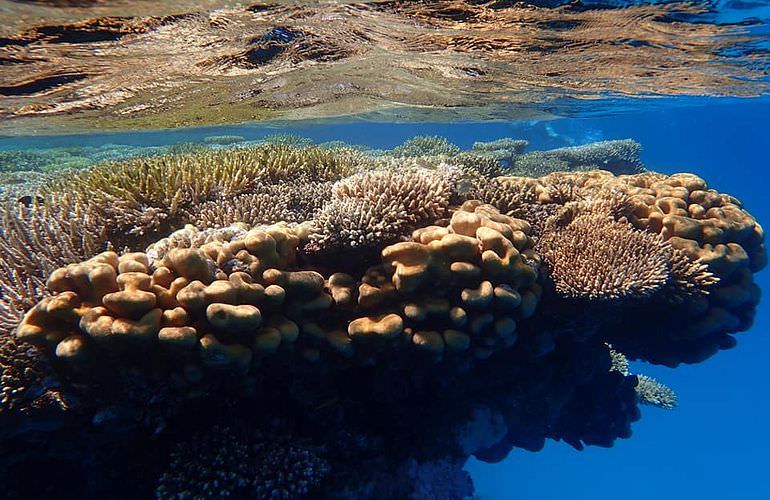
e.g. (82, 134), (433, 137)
(1, 1), (769, 500)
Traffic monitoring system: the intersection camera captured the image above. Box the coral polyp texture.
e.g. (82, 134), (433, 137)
(0, 139), (765, 499)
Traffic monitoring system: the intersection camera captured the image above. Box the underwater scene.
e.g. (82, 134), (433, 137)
(1, 1), (769, 499)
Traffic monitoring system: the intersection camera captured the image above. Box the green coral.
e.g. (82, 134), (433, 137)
(510, 140), (644, 177)
(203, 135), (245, 145)
(609, 347), (677, 410)
(390, 135), (461, 158)
(635, 374), (678, 410)
(470, 138), (529, 165)
(261, 133), (314, 148)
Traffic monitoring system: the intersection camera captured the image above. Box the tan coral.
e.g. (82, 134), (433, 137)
(359, 202), (540, 358)
(348, 314), (404, 341)
(311, 167), (452, 249)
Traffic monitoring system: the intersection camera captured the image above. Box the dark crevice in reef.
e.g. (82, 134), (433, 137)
(0, 70), (86, 96)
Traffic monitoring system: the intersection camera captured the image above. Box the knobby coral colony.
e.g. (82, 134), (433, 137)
(0, 139), (765, 499)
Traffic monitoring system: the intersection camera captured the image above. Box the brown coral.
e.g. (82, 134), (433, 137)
(15, 202), (543, 373)
(0, 198), (106, 318)
(354, 201), (541, 360)
(476, 170), (764, 365)
(193, 181), (334, 229)
(537, 212), (712, 302)
(40, 144), (357, 249)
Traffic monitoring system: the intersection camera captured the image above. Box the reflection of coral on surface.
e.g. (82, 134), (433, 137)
(0, 139), (765, 499)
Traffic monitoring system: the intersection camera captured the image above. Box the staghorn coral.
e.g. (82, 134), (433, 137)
(194, 181), (334, 230)
(40, 144), (357, 247)
(0, 332), (69, 415)
(310, 167), (453, 250)
(609, 347), (677, 410)
(261, 133), (315, 148)
(537, 210), (714, 302)
(0, 197), (105, 315)
(202, 135), (245, 145)
(157, 426), (329, 500)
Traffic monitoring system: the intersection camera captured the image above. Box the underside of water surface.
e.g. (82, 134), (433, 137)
(0, 1), (769, 500)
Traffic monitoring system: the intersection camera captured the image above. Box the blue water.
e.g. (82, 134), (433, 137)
(2, 97), (767, 498)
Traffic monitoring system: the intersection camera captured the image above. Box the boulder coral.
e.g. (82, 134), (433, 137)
(16, 202), (541, 372)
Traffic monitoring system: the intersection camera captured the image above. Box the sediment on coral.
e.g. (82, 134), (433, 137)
(0, 139), (764, 499)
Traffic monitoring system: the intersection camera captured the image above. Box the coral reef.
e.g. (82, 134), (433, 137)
(0, 139), (764, 499)
(510, 140), (644, 176)
(635, 374), (678, 410)
(252, 442), (330, 499)
(0, 332), (70, 415)
(609, 347), (678, 409)
(202, 135), (245, 145)
(156, 426), (252, 500)
(471, 138), (529, 166)
(310, 167), (453, 250)
(390, 135), (462, 158)
(35, 144), (356, 248)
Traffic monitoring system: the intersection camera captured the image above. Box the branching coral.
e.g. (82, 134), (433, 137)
(609, 347), (677, 410)
(310, 167), (453, 250)
(156, 426), (252, 500)
(470, 170), (765, 365)
(537, 210), (714, 302)
(0, 198), (105, 316)
(471, 137), (529, 166)
(635, 374), (678, 410)
(252, 443), (330, 499)
(509, 140), (644, 177)
(157, 427), (329, 500)
(194, 181), (334, 229)
(0, 332), (68, 415)
(41, 144), (357, 248)
(390, 135), (462, 158)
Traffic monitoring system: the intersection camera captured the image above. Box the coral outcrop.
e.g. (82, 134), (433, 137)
(0, 139), (765, 499)
(16, 201), (540, 371)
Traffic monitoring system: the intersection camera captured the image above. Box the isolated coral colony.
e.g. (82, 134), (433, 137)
(0, 136), (764, 498)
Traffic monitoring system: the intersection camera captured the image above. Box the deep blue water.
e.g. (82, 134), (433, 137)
(1, 97), (768, 499)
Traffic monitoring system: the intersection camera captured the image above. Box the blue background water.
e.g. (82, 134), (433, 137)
(1, 97), (768, 499)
